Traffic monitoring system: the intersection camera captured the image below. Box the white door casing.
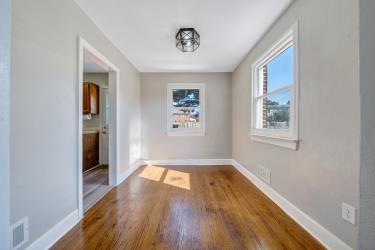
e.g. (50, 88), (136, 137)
(78, 37), (120, 219)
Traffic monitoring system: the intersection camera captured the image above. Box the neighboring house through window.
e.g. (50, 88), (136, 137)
(167, 83), (205, 136)
(250, 23), (299, 150)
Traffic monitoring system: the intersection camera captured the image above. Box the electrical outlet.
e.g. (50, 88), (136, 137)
(342, 203), (356, 225)
(257, 163), (271, 184)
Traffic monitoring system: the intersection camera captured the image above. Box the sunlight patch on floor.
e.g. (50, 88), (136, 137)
(138, 166), (190, 190)
(138, 166), (165, 181)
(163, 169), (190, 190)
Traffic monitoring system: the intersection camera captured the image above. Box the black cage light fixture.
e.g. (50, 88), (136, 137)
(175, 28), (200, 52)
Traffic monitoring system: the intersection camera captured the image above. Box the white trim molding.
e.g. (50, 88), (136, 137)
(117, 158), (232, 184)
(167, 130), (206, 137)
(117, 159), (145, 185)
(144, 159), (232, 166)
(26, 210), (79, 250)
(166, 83), (206, 137)
(231, 159), (351, 250)
(250, 133), (299, 150)
(25, 159), (350, 250)
(250, 22), (299, 150)
(27, 159), (145, 249)
(77, 36), (120, 219)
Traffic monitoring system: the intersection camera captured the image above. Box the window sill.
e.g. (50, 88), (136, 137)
(167, 130), (206, 137)
(249, 133), (298, 150)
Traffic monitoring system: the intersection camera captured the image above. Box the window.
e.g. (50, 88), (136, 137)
(167, 83), (205, 136)
(250, 23), (299, 150)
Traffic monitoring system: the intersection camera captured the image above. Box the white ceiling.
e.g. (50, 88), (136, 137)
(75, 0), (292, 72)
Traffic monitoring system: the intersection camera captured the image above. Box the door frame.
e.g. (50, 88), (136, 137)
(78, 37), (120, 219)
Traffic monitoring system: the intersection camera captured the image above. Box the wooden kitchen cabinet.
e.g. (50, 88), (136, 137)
(83, 83), (90, 113)
(83, 132), (99, 172)
(83, 82), (99, 114)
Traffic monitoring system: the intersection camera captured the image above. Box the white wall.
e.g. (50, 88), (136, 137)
(232, 0), (360, 248)
(10, 0), (140, 247)
(359, 0), (375, 248)
(0, 0), (11, 248)
(141, 73), (232, 160)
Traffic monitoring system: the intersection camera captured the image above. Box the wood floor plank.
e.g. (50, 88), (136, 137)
(83, 165), (111, 213)
(52, 165), (324, 250)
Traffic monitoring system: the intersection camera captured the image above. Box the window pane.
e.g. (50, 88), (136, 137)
(172, 107), (200, 129)
(172, 89), (200, 129)
(259, 45), (293, 95)
(259, 89), (290, 129)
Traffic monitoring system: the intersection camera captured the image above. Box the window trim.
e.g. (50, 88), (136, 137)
(250, 23), (299, 150)
(167, 83), (206, 136)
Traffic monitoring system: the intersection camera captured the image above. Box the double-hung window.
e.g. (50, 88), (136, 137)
(250, 23), (299, 150)
(167, 83), (205, 136)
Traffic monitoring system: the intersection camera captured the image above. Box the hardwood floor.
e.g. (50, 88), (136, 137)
(53, 165), (324, 249)
(83, 165), (111, 213)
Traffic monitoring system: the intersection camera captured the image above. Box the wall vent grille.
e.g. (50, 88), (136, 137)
(11, 217), (29, 249)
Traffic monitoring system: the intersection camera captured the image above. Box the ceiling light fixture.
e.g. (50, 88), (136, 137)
(175, 28), (200, 52)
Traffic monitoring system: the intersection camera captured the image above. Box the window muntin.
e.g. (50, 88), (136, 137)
(167, 83), (205, 136)
(251, 23), (299, 148)
(255, 89), (291, 130)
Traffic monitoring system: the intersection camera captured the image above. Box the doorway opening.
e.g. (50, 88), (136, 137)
(82, 71), (110, 213)
(78, 37), (120, 218)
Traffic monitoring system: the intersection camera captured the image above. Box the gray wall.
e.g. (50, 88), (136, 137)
(0, 0), (11, 248)
(232, 0), (360, 247)
(359, 0), (375, 248)
(10, 0), (140, 248)
(7, 0), (366, 249)
(141, 73), (232, 160)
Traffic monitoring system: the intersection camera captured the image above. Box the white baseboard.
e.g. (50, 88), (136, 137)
(26, 210), (79, 250)
(27, 159), (144, 250)
(26, 159), (351, 250)
(117, 159), (145, 185)
(144, 158), (232, 166)
(116, 158), (232, 185)
(231, 159), (351, 250)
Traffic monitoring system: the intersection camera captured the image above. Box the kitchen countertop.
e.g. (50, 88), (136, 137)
(83, 128), (100, 134)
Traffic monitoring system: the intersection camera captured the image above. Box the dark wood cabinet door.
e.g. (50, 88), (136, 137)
(83, 82), (99, 114)
(83, 132), (99, 172)
(83, 83), (90, 114)
(89, 83), (99, 114)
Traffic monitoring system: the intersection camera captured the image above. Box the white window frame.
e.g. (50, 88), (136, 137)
(167, 83), (206, 136)
(250, 23), (299, 150)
